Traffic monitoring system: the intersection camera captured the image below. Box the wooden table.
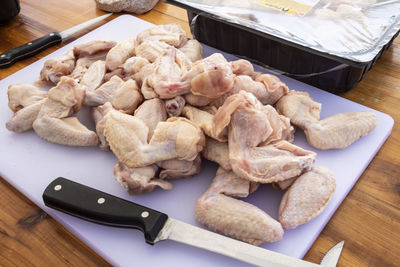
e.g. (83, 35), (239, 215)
(1, 0), (399, 266)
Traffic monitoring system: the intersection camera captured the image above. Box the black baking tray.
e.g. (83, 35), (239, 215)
(166, 0), (399, 94)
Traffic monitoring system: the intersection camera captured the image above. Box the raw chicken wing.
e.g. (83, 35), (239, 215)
(74, 50), (109, 70)
(185, 53), (234, 98)
(135, 40), (171, 63)
(85, 76), (143, 114)
(279, 165), (336, 229)
(73, 40), (116, 57)
(71, 41), (115, 81)
(114, 163), (172, 194)
(105, 39), (135, 71)
(85, 75), (124, 105)
(6, 99), (46, 133)
(254, 74), (289, 105)
(37, 49), (75, 85)
(275, 91), (321, 129)
(111, 99), (168, 194)
(184, 92), (211, 107)
(178, 39), (203, 62)
(6, 83), (49, 132)
(134, 98), (167, 140)
(104, 112), (204, 168)
(210, 75), (265, 108)
(195, 167), (283, 245)
(33, 77), (98, 146)
(305, 112), (378, 149)
(182, 105), (226, 141)
(122, 56), (150, 80)
(136, 24), (187, 48)
(79, 60), (106, 91)
(111, 79), (143, 114)
(7, 83), (47, 112)
(148, 117), (205, 162)
(158, 155), (202, 179)
(146, 46), (192, 99)
(229, 59), (258, 78)
(214, 91), (315, 183)
(92, 102), (115, 150)
(276, 91), (378, 149)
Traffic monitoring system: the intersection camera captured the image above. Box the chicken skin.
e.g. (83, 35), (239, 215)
(201, 137), (231, 171)
(178, 39), (203, 62)
(104, 111), (204, 168)
(148, 117), (205, 162)
(213, 91), (315, 183)
(134, 98), (167, 140)
(305, 111), (378, 149)
(230, 59), (258, 77)
(255, 74), (289, 105)
(146, 46), (192, 99)
(105, 39), (136, 71)
(33, 77), (98, 146)
(279, 165), (336, 229)
(272, 176), (298, 190)
(114, 163), (172, 194)
(84, 75), (123, 105)
(79, 60), (106, 91)
(195, 167), (283, 245)
(111, 79), (143, 114)
(73, 40), (116, 57)
(182, 105), (226, 141)
(275, 91), (321, 129)
(92, 102), (115, 150)
(71, 40), (116, 81)
(110, 98), (168, 194)
(158, 154), (202, 179)
(7, 83), (47, 112)
(74, 50), (109, 70)
(276, 91), (378, 149)
(122, 56), (150, 81)
(185, 53), (234, 98)
(6, 99), (46, 133)
(208, 72), (289, 108)
(184, 92), (211, 107)
(37, 49), (75, 85)
(136, 24), (187, 48)
(85, 76), (143, 114)
(135, 40), (171, 63)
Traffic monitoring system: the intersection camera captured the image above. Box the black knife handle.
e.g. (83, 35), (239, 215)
(42, 177), (168, 245)
(0, 32), (62, 69)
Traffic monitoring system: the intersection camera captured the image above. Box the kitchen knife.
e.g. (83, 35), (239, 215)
(42, 177), (344, 267)
(0, 13), (111, 69)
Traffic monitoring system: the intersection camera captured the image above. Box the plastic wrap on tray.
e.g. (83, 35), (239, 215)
(169, 0), (400, 64)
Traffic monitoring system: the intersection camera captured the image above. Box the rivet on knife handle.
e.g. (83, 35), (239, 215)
(0, 32), (62, 69)
(42, 177), (169, 244)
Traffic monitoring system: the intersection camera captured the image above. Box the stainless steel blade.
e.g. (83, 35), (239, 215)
(60, 13), (112, 41)
(155, 218), (321, 267)
(320, 241), (345, 267)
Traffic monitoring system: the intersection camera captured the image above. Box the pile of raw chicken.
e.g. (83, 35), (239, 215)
(6, 24), (378, 246)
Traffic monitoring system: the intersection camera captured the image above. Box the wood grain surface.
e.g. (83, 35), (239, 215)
(1, 0), (399, 266)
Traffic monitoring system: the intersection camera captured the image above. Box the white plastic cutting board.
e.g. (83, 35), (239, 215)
(0, 15), (394, 267)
